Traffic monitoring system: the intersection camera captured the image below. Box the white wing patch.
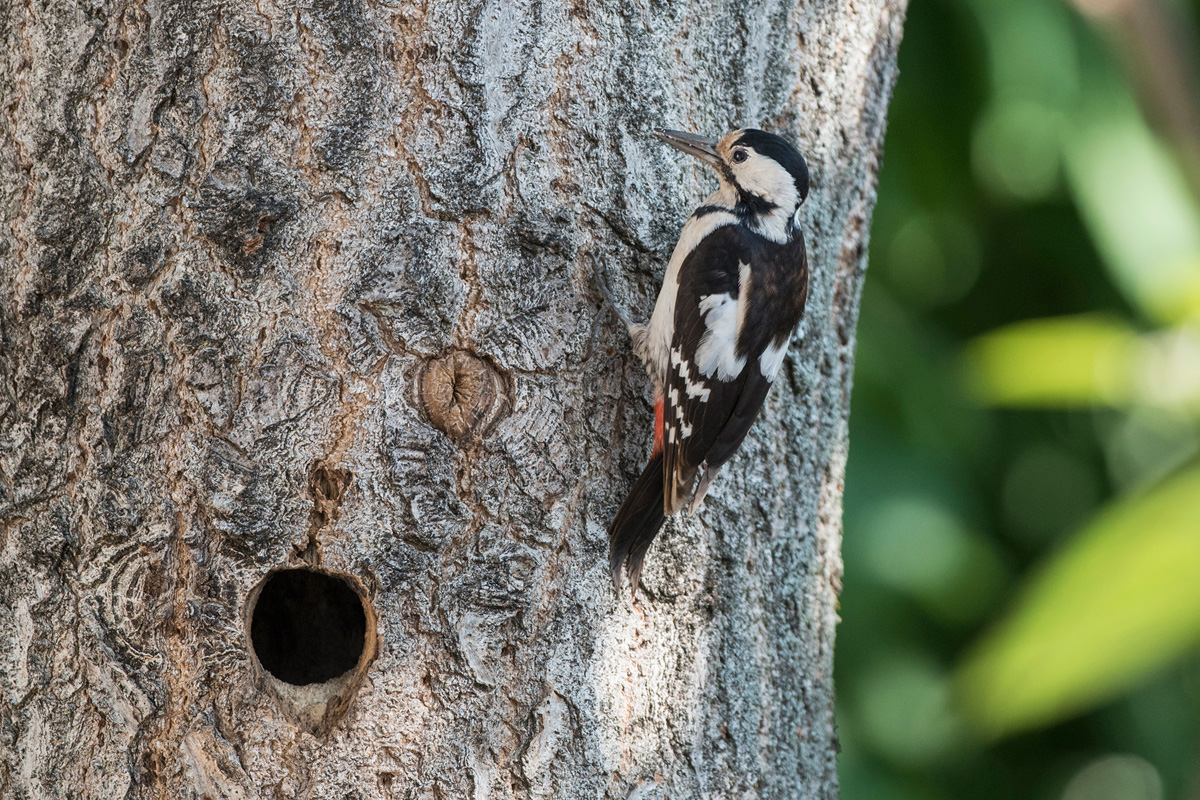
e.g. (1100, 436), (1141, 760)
(735, 260), (751, 339)
(694, 261), (751, 381)
(759, 338), (789, 382)
(644, 209), (738, 381)
(695, 293), (745, 380)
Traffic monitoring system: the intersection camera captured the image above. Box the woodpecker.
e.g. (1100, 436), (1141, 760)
(607, 127), (810, 594)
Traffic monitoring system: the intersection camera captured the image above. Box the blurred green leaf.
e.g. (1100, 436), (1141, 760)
(957, 465), (1200, 738)
(965, 315), (1139, 407)
(1062, 95), (1200, 323)
(1104, 408), (1200, 491)
(1132, 328), (1200, 413)
(968, 317), (1200, 412)
(969, 0), (1080, 107)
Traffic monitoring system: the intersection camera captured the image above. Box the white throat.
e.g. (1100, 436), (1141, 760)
(749, 205), (796, 244)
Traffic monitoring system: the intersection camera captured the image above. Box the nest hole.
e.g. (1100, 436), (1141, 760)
(248, 568), (368, 686)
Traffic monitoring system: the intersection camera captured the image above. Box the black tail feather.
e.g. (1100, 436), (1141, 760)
(608, 453), (667, 595)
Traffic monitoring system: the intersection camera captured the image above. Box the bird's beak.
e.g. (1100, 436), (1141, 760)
(653, 129), (722, 168)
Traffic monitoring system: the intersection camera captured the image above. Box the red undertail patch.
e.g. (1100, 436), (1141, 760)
(652, 398), (664, 457)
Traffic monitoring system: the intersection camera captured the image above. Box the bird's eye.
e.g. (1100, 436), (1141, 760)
(732, 149), (748, 164)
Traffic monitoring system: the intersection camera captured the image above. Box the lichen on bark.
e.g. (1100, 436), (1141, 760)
(0, 0), (905, 797)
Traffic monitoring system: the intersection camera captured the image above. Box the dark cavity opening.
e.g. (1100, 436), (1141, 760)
(249, 569), (367, 686)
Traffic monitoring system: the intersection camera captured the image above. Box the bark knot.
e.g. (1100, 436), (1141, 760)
(418, 351), (508, 445)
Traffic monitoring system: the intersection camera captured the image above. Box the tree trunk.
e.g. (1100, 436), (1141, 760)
(0, 0), (905, 796)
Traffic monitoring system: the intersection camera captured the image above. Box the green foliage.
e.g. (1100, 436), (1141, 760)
(838, 0), (1200, 796)
(958, 464), (1200, 738)
(1063, 101), (1200, 324)
(965, 315), (1138, 407)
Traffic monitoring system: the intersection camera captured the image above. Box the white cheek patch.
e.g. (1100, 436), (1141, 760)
(737, 159), (782, 195)
(759, 161), (799, 210)
(759, 338), (789, 382)
(733, 157), (800, 243)
(695, 292), (746, 380)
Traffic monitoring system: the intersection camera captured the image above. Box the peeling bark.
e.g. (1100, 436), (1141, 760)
(0, 0), (905, 797)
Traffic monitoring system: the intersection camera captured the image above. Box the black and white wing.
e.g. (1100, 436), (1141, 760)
(661, 224), (808, 513)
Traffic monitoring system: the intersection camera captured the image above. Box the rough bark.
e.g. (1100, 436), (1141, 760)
(0, 0), (905, 797)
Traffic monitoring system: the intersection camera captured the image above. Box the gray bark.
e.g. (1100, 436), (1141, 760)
(0, 0), (905, 796)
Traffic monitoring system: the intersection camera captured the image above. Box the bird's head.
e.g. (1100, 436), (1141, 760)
(654, 127), (810, 218)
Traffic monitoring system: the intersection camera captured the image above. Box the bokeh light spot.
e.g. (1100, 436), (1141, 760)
(972, 101), (1063, 201)
(854, 654), (966, 767)
(886, 213), (982, 307)
(862, 497), (970, 595)
(1062, 754), (1163, 800)
(1002, 444), (1099, 544)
